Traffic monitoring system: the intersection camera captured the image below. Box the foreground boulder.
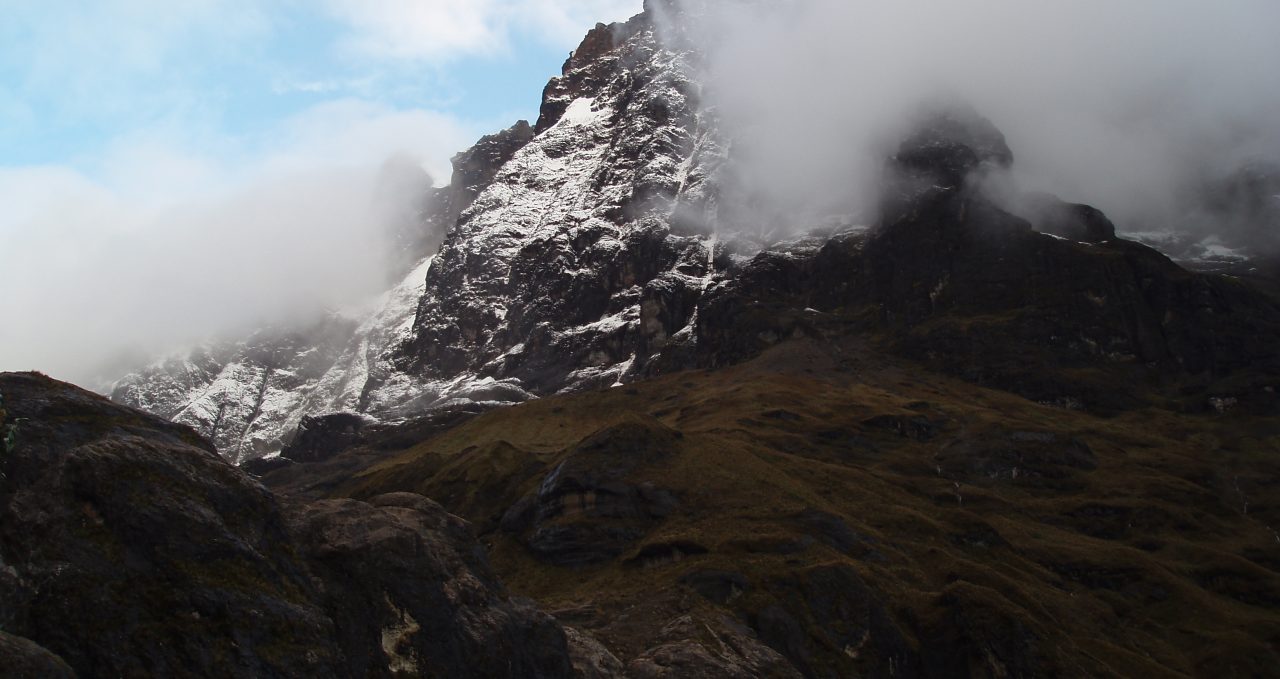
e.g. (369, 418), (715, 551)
(0, 372), (577, 678)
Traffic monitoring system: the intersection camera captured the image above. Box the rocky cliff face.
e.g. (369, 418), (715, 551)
(0, 372), (586, 677)
(112, 3), (728, 462)
(396, 9), (726, 394)
(113, 0), (1279, 465)
(110, 119), (539, 464)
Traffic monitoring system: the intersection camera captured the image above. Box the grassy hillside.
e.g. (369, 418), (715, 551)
(333, 338), (1280, 677)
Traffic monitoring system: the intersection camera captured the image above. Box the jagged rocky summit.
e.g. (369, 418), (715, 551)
(113, 2), (729, 463)
(113, 0), (1280, 467)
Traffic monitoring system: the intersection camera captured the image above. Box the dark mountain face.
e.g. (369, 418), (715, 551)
(20, 1), (1280, 676)
(308, 337), (1280, 678)
(687, 106), (1280, 417)
(0, 372), (583, 677)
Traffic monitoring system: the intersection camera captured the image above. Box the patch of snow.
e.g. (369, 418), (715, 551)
(581, 306), (640, 334)
(116, 256), (439, 462)
(610, 354), (637, 388)
(1199, 241), (1247, 260)
(558, 97), (604, 127)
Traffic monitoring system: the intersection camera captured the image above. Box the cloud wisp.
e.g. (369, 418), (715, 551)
(667, 0), (1280, 242)
(0, 101), (474, 388)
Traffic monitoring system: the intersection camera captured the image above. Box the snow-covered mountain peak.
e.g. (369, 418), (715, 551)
(114, 6), (728, 462)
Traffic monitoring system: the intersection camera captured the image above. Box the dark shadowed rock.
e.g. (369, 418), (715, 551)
(254, 402), (494, 500)
(0, 373), (340, 677)
(0, 631), (76, 679)
(745, 564), (918, 679)
(285, 493), (574, 678)
(935, 429), (1097, 490)
(885, 102), (1014, 216)
(281, 412), (373, 463)
(0, 372), (582, 678)
(626, 615), (801, 679)
(921, 583), (1047, 679)
(793, 508), (875, 557)
(564, 626), (627, 679)
(680, 570), (751, 605)
(503, 416), (681, 566)
(1022, 192), (1117, 243)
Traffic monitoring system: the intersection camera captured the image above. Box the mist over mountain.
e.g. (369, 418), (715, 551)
(0, 106), (474, 389)
(665, 0), (1280, 247)
(90, 0), (1280, 463)
(4, 1), (1280, 677)
(7, 0), (1279, 389)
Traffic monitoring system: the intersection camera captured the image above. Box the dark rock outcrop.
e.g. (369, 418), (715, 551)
(888, 103), (1014, 192)
(285, 493), (573, 678)
(0, 631), (76, 679)
(279, 412), (374, 464)
(0, 372), (579, 677)
(502, 417), (681, 567)
(1, 372), (341, 676)
(1022, 192), (1117, 243)
(625, 615), (800, 679)
(935, 429), (1097, 490)
(743, 564), (917, 679)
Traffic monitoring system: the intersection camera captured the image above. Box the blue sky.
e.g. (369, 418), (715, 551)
(0, 0), (642, 385)
(0, 0), (641, 176)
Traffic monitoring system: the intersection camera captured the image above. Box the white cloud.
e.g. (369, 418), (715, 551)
(0, 100), (477, 388)
(322, 0), (642, 61)
(677, 0), (1280, 230)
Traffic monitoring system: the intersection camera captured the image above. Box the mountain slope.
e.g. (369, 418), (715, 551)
(14, 2), (1280, 676)
(0, 371), (587, 677)
(246, 96), (1280, 679)
(325, 336), (1280, 678)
